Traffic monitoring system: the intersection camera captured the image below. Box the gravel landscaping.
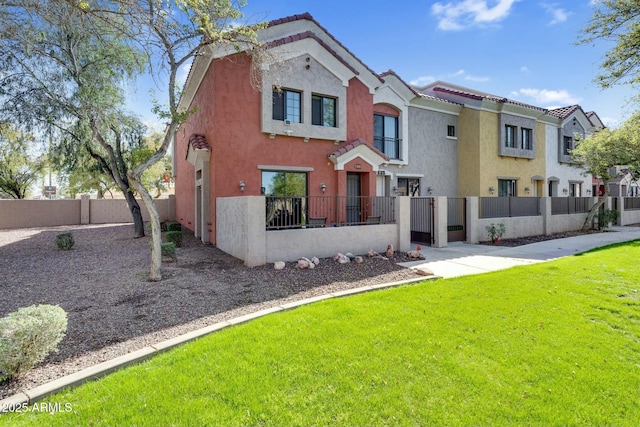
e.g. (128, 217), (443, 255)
(0, 224), (419, 399)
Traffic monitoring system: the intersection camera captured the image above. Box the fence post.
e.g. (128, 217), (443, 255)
(432, 196), (448, 248)
(541, 197), (551, 235)
(81, 194), (90, 225)
(396, 196), (411, 252)
(466, 197), (479, 244)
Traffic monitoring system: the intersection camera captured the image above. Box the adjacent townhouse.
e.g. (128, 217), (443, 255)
(415, 81), (548, 197)
(546, 105), (604, 196)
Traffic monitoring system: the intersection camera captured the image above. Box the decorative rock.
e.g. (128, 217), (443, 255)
(337, 253), (350, 264)
(385, 244), (394, 258)
(274, 261), (285, 270)
(367, 250), (379, 258)
(297, 258), (310, 269)
(311, 256), (320, 266)
(412, 266), (435, 276)
(345, 252), (356, 260)
(354, 256), (364, 264)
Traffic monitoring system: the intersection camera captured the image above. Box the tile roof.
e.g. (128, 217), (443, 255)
(431, 86), (547, 112)
(547, 105), (581, 119)
(379, 69), (419, 96)
(266, 31), (359, 76)
(328, 138), (390, 161)
(267, 13), (384, 84)
(189, 134), (210, 150)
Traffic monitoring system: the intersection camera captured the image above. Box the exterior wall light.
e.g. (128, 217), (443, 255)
(489, 186), (495, 195)
(525, 186), (530, 194)
(563, 188), (568, 195)
(239, 181), (245, 192)
(320, 183), (326, 193)
(427, 186), (433, 195)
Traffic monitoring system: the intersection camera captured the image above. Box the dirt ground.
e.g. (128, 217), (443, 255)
(0, 223), (418, 398)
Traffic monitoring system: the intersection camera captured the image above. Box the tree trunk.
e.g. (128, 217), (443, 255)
(124, 190), (146, 238)
(129, 171), (162, 281)
(582, 183), (609, 231)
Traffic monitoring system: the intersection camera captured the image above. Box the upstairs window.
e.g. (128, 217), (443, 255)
(311, 94), (337, 127)
(447, 125), (456, 138)
(505, 125), (517, 148)
(272, 89), (301, 123)
(563, 136), (573, 155)
(521, 128), (532, 150)
(374, 114), (400, 160)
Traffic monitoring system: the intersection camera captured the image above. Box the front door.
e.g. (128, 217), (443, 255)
(346, 173), (361, 224)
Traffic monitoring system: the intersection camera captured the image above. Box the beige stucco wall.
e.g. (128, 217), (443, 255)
(216, 195), (410, 266)
(0, 197), (175, 230)
(0, 200), (81, 229)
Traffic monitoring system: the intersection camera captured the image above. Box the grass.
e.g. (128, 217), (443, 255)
(3, 241), (640, 426)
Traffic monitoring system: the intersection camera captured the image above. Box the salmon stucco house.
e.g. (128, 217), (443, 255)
(174, 13), (416, 245)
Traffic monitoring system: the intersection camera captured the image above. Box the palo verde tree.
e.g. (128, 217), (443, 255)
(572, 113), (640, 230)
(0, 124), (44, 199)
(0, 0), (148, 236)
(580, 0), (640, 89)
(59, 0), (267, 281)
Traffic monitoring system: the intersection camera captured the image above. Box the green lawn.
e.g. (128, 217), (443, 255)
(2, 241), (640, 426)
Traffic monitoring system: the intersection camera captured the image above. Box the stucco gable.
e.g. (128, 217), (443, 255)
(329, 138), (389, 171)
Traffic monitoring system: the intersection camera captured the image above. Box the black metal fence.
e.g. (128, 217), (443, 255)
(265, 196), (395, 230)
(480, 197), (541, 219)
(551, 197), (593, 215)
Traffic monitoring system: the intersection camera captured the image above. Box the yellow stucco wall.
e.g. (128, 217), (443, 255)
(457, 108), (481, 196)
(458, 108), (546, 197)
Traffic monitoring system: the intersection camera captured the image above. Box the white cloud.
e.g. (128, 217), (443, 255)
(465, 74), (490, 82)
(516, 88), (582, 105)
(541, 3), (570, 25)
(520, 66), (529, 72)
(431, 0), (520, 31)
(410, 75), (437, 86)
(452, 69), (465, 77)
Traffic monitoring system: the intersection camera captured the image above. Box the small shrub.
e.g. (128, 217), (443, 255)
(165, 230), (183, 247)
(166, 222), (182, 232)
(0, 304), (67, 382)
(55, 231), (75, 250)
(597, 209), (619, 230)
(486, 223), (506, 243)
(161, 242), (177, 261)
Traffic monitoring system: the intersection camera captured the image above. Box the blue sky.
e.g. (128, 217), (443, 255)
(131, 0), (633, 131)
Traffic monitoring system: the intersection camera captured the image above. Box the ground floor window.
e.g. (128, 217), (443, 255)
(498, 179), (516, 197)
(397, 177), (420, 196)
(569, 182), (581, 197)
(261, 171), (307, 196)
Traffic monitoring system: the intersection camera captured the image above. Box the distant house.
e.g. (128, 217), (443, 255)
(546, 105), (604, 197)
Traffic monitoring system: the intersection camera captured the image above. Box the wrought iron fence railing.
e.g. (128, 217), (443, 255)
(265, 196), (396, 230)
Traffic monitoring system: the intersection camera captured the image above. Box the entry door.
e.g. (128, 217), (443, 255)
(346, 173), (361, 223)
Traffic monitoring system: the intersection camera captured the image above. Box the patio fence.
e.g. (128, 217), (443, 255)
(265, 196), (395, 230)
(479, 197), (541, 219)
(551, 197), (593, 215)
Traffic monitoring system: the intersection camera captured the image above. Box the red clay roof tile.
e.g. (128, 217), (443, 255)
(328, 138), (390, 161)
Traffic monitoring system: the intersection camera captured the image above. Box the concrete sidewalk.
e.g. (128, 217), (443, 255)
(399, 226), (640, 278)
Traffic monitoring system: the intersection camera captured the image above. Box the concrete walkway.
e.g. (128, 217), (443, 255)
(400, 226), (640, 278)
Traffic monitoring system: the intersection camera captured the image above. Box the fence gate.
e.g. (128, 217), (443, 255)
(447, 197), (466, 242)
(410, 197), (434, 246)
